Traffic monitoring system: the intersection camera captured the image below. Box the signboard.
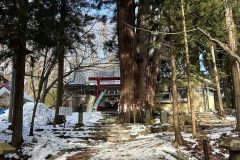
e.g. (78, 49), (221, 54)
(59, 107), (72, 116)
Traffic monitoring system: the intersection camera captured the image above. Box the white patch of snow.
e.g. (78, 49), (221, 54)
(22, 102), (54, 127)
(153, 118), (161, 124)
(223, 153), (229, 159)
(226, 116), (236, 122)
(212, 148), (220, 154)
(129, 124), (147, 136)
(83, 111), (103, 125)
(0, 103), (237, 160)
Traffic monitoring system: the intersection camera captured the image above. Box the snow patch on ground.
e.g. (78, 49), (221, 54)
(225, 116), (236, 122)
(0, 103), (238, 160)
(0, 102), (104, 160)
(23, 102), (54, 127)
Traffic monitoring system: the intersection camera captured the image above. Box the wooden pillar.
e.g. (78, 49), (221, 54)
(96, 79), (100, 98)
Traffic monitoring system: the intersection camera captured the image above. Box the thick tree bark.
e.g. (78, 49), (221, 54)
(180, 0), (196, 138)
(145, 48), (161, 108)
(231, 62), (240, 130)
(11, 51), (26, 148)
(135, 0), (152, 123)
(169, 0), (184, 147)
(11, 0), (27, 148)
(117, 0), (136, 123)
(225, 1), (240, 130)
(54, 0), (66, 124)
(54, 45), (65, 124)
(210, 44), (224, 115)
(135, 0), (150, 108)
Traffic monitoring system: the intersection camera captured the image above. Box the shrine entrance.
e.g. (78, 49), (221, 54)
(89, 77), (120, 111)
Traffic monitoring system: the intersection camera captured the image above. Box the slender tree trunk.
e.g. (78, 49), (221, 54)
(117, 0), (136, 123)
(40, 55), (57, 103)
(210, 44), (224, 115)
(225, 1), (240, 130)
(54, 0), (66, 124)
(29, 64), (46, 135)
(40, 78), (48, 103)
(170, 45), (184, 147)
(169, 0), (184, 147)
(180, 0), (196, 138)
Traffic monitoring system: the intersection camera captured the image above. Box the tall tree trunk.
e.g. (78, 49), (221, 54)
(29, 53), (49, 135)
(117, 0), (136, 123)
(54, 0), (66, 124)
(135, 0), (152, 123)
(169, 0), (184, 147)
(210, 44), (224, 115)
(11, 0), (27, 148)
(135, 0), (149, 108)
(225, 1), (240, 130)
(180, 0), (196, 138)
(11, 51), (26, 148)
(54, 46), (65, 124)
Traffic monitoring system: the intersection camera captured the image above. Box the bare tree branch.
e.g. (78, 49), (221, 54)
(123, 21), (197, 35)
(197, 27), (240, 64)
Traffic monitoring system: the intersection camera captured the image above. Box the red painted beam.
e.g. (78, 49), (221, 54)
(100, 84), (120, 87)
(89, 77), (120, 81)
(88, 77), (120, 98)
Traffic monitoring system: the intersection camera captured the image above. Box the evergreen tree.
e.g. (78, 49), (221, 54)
(0, 0), (30, 148)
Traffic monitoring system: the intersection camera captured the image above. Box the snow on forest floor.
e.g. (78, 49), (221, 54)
(0, 102), (239, 160)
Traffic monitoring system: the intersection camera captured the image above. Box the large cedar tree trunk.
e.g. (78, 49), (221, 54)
(225, 1), (240, 130)
(135, 0), (149, 108)
(180, 0), (196, 138)
(135, 0), (152, 123)
(169, 0), (184, 147)
(11, 52), (26, 148)
(54, 0), (66, 124)
(117, 0), (136, 123)
(11, 0), (27, 148)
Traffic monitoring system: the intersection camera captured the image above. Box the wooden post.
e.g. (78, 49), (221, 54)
(96, 79), (100, 98)
(203, 139), (209, 160)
